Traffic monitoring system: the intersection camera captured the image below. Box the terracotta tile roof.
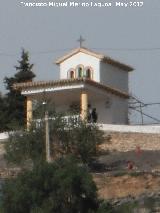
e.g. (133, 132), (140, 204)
(55, 47), (134, 72)
(13, 78), (129, 99)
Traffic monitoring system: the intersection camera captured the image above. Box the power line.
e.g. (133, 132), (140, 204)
(92, 47), (160, 52)
(1, 46), (160, 57)
(0, 53), (18, 57)
(130, 107), (160, 123)
(0, 48), (72, 57)
(143, 102), (160, 107)
(129, 94), (160, 124)
(30, 48), (73, 55)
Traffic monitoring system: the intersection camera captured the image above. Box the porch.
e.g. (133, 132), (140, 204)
(13, 78), (129, 128)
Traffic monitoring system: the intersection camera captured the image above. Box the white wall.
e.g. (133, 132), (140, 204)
(100, 124), (160, 134)
(59, 52), (100, 82)
(91, 95), (128, 124)
(100, 62), (128, 93)
(52, 89), (128, 124)
(58, 53), (129, 95)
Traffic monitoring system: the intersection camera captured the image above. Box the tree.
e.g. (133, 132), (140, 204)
(0, 94), (8, 131)
(50, 118), (104, 164)
(4, 110), (104, 167)
(1, 157), (99, 213)
(96, 201), (115, 213)
(3, 49), (35, 130)
(4, 127), (45, 167)
(2, 105), (113, 213)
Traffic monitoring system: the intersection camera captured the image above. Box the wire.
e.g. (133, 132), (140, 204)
(30, 48), (73, 55)
(92, 47), (160, 52)
(1, 46), (160, 57)
(0, 48), (72, 57)
(0, 53), (18, 57)
(143, 103), (160, 106)
(129, 94), (160, 124)
(129, 95), (145, 106)
(130, 107), (160, 123)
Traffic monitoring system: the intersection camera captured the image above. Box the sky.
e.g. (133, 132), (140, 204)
(0, 0), (160, 124)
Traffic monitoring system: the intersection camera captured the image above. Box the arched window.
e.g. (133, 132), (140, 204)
(86, 69), (91, 79)
(68, 69), (75, 79)
(78, 67), (83, 78)
(76, 65), (84, 78)
(85, 67), (93, 79)
(70, 70), (74, 79)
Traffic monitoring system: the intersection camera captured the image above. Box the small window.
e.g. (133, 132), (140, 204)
(76, 65), (84, 78)
(86, 69), (91, 79)
(78, 67), (83, 78)
(68, 69), (75, 79)
(70, 70), (74, 79)
(85, 67), (93, 79)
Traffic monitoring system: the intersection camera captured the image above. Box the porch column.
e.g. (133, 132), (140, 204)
(81, 90), (88, 121)
(26, 96), (33, 129)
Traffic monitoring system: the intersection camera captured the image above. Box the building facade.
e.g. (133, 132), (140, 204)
(14, 47), (133, 127)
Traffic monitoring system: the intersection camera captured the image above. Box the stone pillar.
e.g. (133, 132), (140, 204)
(81, 90), (88, 121)
(26, 97), (33, 129)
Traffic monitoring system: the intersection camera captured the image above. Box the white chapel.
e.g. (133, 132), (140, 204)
(14, 45), (134, 127)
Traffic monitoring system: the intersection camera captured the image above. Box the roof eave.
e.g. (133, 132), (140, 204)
(55, 47), (134, 71)
(102, 57), (134, 72)
(55, 47), (104, 65)
(13, 78), (129, 99)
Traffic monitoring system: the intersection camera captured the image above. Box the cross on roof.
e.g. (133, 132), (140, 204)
(77, 35), (85, 48)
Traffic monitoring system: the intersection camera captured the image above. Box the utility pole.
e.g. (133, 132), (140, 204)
(140, 103), (144, 125)
(45, 111), (51, 162)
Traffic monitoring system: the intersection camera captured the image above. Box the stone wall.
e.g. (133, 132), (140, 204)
(100, 132), (160, 152)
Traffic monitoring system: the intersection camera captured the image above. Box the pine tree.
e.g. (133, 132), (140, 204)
(3, 49), (35, 130)
(0, 93), (7, 131)
(14, 49), (35, 82)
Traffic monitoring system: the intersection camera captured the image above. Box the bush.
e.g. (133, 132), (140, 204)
(4, 128), (45, 167)
(2, 156), (99, 213)
(5, 115), (104, 167)
(96, 201), (115, 213)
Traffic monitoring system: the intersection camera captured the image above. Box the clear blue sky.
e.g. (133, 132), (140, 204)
(0, 0), (160, 124)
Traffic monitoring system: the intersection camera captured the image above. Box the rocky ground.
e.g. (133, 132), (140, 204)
(97, 150), (160, 173)
(91, 150), (160, 212)
(1, 141), (160, 212)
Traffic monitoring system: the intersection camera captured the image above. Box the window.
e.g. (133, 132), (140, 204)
(76, 65), (84, 78)
(85, 67), (93, 79)
(86, 68), (91, 79)
(68, 69), (75, 79)
(70, 70), (74, 79)
(78, 67), (83, 78)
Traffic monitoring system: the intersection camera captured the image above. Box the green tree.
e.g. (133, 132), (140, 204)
(50, 118), (104, 164)
(1, 157), (99, 213)
(0, 93), (7, 131)
(4, 111), (104, 167)
(3, 49), (35, 130)
(96, 201), (115, 213)
(2, 105), (113, 213)
(4, 127), (45, 167)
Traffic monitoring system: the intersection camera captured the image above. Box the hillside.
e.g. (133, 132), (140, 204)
(1, 131), (160, 211)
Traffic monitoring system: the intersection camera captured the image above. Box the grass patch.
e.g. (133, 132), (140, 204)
(115, 201), (138, 213)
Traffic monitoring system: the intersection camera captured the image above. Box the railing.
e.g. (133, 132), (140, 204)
(34, 114), (80, 128)
(62, 115), (80, 124)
